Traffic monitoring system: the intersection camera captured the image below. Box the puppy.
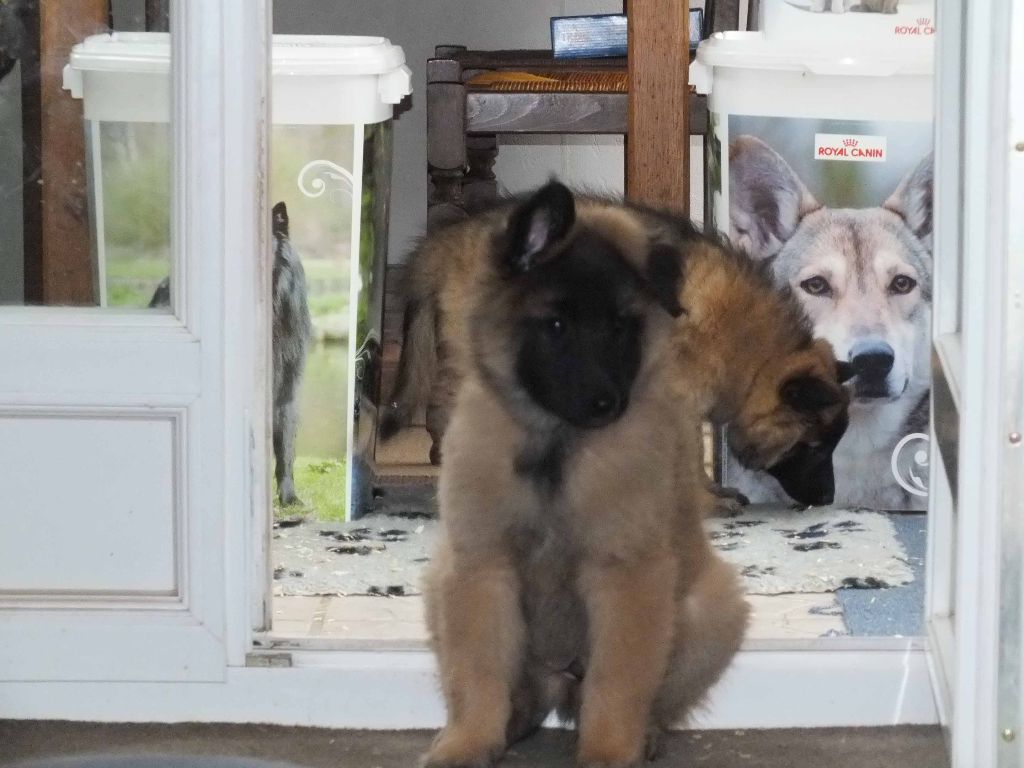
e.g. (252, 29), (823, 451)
(382, 195), (851, 507)
(422, 182), (749, 768)
(669, 239), (853, 506)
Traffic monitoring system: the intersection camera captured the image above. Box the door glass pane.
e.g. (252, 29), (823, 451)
(0, 0), (173, 309)
(264, 5), (935, 650)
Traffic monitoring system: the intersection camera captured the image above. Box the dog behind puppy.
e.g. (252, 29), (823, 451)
(422, 182), (750, 768)
(149, 201), (312, 505)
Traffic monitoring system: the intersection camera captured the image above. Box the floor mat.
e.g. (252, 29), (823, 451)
(273, 510), (436, 597)
(274, 505), (914, 600)
(707, 506), (914, 596)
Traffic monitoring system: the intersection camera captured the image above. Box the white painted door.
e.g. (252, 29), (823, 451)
(928, 0), (1024, 764)
(0, 2), (270, 683)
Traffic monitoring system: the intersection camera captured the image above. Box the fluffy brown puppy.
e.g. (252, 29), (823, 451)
(382, 194), (851, 506)
(421, 182), (749, 768)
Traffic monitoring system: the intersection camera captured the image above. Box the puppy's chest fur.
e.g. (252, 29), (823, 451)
(500, 429), (603, 674)
(509, 498), (590, 676)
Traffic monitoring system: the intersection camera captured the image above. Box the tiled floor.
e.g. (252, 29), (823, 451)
(272, 595), (429, 642)
(270, 591), (845, 643)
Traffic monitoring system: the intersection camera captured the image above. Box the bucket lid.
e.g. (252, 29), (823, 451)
(695, 30), (933, 78)
(67, 32), (408, 77)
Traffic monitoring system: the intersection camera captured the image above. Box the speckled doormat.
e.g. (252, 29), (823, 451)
(272, 506), (913, 598)
(708, 507), (914, 595)
(272, 511), (437, 597)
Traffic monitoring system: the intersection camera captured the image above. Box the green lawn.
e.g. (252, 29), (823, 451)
(105, 246), (170, 308)
(273, 455), (347, 522)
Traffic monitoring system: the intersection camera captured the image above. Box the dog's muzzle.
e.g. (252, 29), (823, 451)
(849, 340), (896, 399)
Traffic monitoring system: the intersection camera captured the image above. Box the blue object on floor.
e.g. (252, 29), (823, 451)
(835, 513), (927, 637)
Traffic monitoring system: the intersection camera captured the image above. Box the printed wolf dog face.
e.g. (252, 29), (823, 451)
(729, 136), (932, 406)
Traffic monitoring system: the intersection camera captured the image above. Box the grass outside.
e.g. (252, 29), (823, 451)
(105, 246), (170, 308)
(273, 456), (347, 522)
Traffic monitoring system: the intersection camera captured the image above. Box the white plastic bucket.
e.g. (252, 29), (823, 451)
(691, 1), (935, 511)
(64, 32), (411, 519)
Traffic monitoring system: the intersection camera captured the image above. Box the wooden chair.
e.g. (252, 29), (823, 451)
(425, 43), (706, 226)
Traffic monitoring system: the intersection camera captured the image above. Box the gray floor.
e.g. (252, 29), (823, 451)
(1, 721), (948, 768)
(836, 512), (927, 636)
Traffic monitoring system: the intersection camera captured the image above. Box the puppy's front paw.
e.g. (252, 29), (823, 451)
(713, 497), (745, 518)
(421, 729), (504, 768)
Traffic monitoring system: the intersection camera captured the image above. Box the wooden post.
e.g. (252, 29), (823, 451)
(38, 0), (108, 305)
(626, 0), (690, 214)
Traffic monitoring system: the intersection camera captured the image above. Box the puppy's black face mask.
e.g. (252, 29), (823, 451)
(497, 182), (684, 430)
(765, 409), (848, 506)
(515, 237), (647, 429)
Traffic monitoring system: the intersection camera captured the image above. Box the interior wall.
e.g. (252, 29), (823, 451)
(272, 0), (624, 263)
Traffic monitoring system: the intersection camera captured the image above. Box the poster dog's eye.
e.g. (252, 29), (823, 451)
(800, 276), (832, 296)
(889, 275), (917, 295)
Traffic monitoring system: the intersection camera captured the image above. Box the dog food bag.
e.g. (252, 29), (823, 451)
(691, 0), (934, 511)
(65, 34), (411, 519)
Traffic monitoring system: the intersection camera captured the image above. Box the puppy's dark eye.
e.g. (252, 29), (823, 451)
(545, 317), (565, 336)
(889, 275), (917, 295)
(800, 276), (832, 297)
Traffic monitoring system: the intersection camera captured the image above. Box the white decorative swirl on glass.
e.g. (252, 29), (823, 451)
(296, 159), (354, 202)
(891, 432), (930, 497)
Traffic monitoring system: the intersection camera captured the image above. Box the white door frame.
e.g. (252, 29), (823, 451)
(2, 0), (938, 727)
(10, 0), (1024, 738)
(926, 0), (1024, 765)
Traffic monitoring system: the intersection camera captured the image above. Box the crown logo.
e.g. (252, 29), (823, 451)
(917, 17), (930, 24)
(842, 138), (858, 147)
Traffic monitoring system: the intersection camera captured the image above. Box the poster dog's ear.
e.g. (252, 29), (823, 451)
(883, 153), (933, 251)
(728, 135), (821, 261)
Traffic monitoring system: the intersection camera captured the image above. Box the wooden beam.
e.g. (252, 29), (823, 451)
(39, 0), (108, 305)
(626, 0), (690, 214)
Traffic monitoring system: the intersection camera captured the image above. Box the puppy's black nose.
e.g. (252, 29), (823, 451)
(850, 344), (895, 381)
(589, 392), (620, 418)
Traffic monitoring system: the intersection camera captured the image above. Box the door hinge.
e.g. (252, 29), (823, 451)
(245, 651), (293, 668)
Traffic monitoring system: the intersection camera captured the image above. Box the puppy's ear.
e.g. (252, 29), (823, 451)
(641, 244), (686, 318)
(272, 201), (289, 237)
(780, 374), (843, 413)
(883, 152), (933, 251)
(501, 182), (576, 274)
(836, 360), (857, 384)
(729, 135), (820, 262)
